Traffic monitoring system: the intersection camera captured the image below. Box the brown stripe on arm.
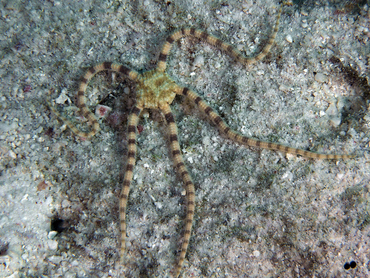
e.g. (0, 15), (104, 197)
(200, 31), (209, 40)
(165, 111), (175, 124)
(177, 87), (189, 96)
(80, 76), (89, 84)
(131, 106), (141, 116)
(158, 53), (167, 62)
(103, 61), (113, 69)
(118, 65), (131, 76)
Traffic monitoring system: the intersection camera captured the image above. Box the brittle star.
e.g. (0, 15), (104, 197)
(48, 2), (354, 277)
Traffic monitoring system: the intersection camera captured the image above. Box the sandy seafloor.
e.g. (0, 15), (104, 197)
(1, 0), (370, 277)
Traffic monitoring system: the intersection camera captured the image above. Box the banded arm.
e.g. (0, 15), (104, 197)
(179, 87), (354, 160)
(49, 62), (139, 138)
(157, 4), (284, 72)
(161, 104), (196, 278)
(119, 106), (142, 260)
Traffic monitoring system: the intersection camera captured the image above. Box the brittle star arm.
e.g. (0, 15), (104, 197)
(157, 4), (283, 72)
(119, 106), (142, 260)
(161, 103), (196, 278)
(177, 87), (354, 159)
(49, 62), (139, 138)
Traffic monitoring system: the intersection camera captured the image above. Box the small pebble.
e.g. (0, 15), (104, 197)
(8, 150), (17, 159)
(285, 34), (293, 43)
(55, 89), (70, 104)
(95, 104), (112, 118)
(326, 103), (338, 116)
(330, 117), (341, 127)
(252, 250), (260, 257)
(35, 126), (43, 134)
(314, 72), (327, 83)
(193, 55), (204, 67)
(279, 84), (290, 92)
(48, 231), (58, 239)
(202, 136), (210, 146)
(48, 255), (63, 264)
(47, 240), (58, 250)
